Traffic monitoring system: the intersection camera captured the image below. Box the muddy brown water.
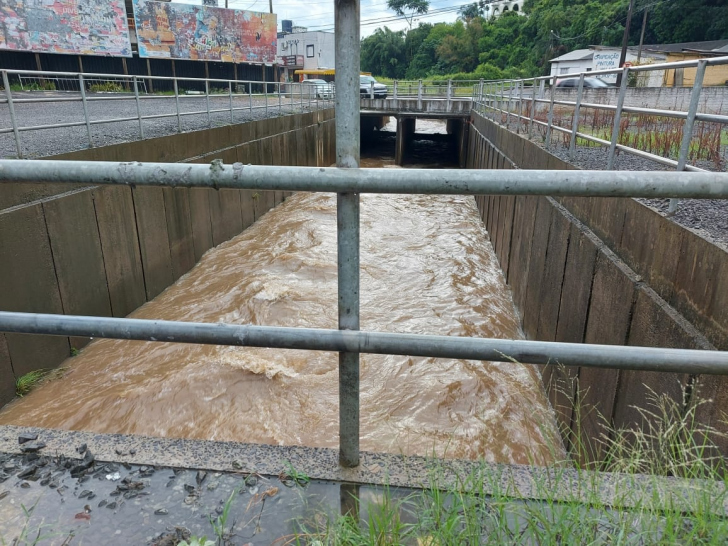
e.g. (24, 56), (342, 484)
(0, 120), (561, 465)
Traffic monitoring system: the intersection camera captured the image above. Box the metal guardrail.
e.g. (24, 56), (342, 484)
(1, 69), (336, 158)
(1, 160), (728, 469)
(472, 56), (728, 213)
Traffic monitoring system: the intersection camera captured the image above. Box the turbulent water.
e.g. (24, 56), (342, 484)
(0, 121), (561, 465)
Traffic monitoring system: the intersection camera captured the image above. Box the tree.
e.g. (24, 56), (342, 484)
(387, 0), (429, 29)
(361, 27), (407, 79)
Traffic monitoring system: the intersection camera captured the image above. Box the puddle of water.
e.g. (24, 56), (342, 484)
(0, 120), (561, 466)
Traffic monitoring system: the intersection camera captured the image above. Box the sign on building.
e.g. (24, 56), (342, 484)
(132, 0), (277, 63)
(281, 55), (303, 67)
(0, 0), (132, 57)
(592, 51), (622, 84)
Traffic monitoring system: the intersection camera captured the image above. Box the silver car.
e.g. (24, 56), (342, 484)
(302, 79), (334, 99)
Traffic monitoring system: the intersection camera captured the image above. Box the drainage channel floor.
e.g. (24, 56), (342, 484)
(0, 449), (367, 545)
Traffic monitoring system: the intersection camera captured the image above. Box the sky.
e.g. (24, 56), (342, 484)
(175, 0), (465, 36)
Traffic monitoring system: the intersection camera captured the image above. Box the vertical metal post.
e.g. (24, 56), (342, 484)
(248, 82), (253, 115)
(569, 73), (586, 160)
(265, 80), (269, 116)
(607, 67), (630, 170)
(205, 80), (211, 128)
(505, 81), (511, 127)
(2, 71), (22, 158)
(229, 81), (234, 124)
(335, 0), (360, 469)
(417, 79), (423, 110)
(528, 78), (537, 138)
(447, 80), (451, 111)
(669, 59), (707, 214)
(393, 80), (398, 100)
(78, 74), (93, 148)
(278, 82), (282, 113)
(545, 79), (556, 148)
(517, 80), (524, 133)
(173, 78), (182, 133)
(133, 76), (144, 139)
(478, 79), (483, 115)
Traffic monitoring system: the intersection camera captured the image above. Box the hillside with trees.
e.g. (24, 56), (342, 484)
(360, 0), (728, 80)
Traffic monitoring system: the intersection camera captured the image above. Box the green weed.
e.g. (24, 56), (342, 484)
(15, 368), (66, 397)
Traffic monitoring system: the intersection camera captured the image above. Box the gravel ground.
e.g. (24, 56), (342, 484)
(1, 91), (327, 159)
(545, 141), (728, 249)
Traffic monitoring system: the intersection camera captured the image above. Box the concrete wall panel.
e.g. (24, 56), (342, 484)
(92, 186), (146, 318)
(188, 188), (214, 262)
(43, 190), (112, 349)
(0, 335), (14, 407)
(0, 204), (70, 377)
(132, 187), (175, 300)
(163, 188), (197, 281)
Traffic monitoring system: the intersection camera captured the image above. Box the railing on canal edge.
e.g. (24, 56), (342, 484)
(1, 0), (728, 469)
(472, 55), (728, 213)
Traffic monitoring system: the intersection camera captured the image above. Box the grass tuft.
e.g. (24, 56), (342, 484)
(15, 367), (67, 397)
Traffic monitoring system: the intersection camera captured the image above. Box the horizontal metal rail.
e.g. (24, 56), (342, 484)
(1, 160), (726, 197)
(1, 68), (335, 157)
(0, 312), (725, 374)
(477, 57), (727, 210)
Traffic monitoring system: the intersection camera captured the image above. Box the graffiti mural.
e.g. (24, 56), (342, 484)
(0, 0), (131, 56)
(132, 0), (277, 63)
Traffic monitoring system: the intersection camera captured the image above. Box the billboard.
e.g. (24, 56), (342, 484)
(0, 0), (132, 57)
(132, 0), (277, 64)
(592, 51), (622, 84)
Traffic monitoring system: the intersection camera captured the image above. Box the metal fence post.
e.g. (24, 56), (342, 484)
(229, 81), (234, 124)
(278, 82), (282, 113)
(335, 0), (361, 468)
(248, 82), (253, 115)
(369, 82), (374, 100)
(517, 80), (524, 133)
(545, 79), (556, 148)
(447, 79), (452, 110)
(133, 76), (144, 140)
(417, 79), (423, 110)
(569, 73), (586, 160)
(528, 78), (537, 138)
(393, 80), (398, 100)
(505, 81), (511, 127)
(265, 80), (269, 116)
(669, 59), (708, 214)
(205, 80), (211, 128)
(478, 79), (483, 115)
(2, 71), (22, 158)
(173, 78), (182, 133)
(607, 66), (630, 170)
(78, 74), (93, 148)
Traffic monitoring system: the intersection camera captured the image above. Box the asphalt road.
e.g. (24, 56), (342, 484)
(0, 91), (328, 158)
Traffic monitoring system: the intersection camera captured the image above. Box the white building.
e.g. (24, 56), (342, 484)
(483, 0), (526, 20)
(548, 49), (594, 81)
(276, 31), (335, 81)
(549, 46), (667, 85)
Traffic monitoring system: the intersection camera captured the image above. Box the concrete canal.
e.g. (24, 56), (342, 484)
(0, 119), (561, 466)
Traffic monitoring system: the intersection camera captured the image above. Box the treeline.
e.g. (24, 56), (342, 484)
(361, 0), (728, 80)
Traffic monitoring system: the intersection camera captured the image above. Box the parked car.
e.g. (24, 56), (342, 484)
(302, 78), (334, 99)
(555, 77), (613, 88)
(360, 75), (388, 98)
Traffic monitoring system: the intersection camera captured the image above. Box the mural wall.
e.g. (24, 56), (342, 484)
(132, 0), (277, 64)
(0, 0), (132, 56)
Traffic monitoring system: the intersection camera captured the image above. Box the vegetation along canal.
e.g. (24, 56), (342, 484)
(0, 119), (561, 465)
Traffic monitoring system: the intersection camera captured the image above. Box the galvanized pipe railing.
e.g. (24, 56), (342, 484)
(0, 68), (335, 158)
(2, 160), (726, 198)
(2, 159), (728, 468)
(477, 56), (728, 193)
(0, 312), (725, 375)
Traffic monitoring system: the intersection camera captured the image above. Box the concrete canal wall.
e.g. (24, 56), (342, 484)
(0, 109), (336, 405)
(467, 109), (728, 459)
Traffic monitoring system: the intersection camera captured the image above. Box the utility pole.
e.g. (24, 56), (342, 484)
(616, 0), (635, 87)
(269, 0), (273, 13)
(637, 6), (649, 63)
